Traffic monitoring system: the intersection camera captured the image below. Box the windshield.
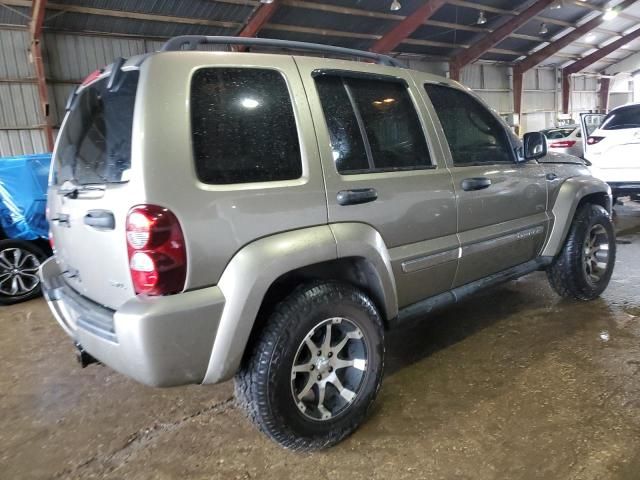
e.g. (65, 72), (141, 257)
(601, 105), (640, 131)
(53, 70), (139, 185)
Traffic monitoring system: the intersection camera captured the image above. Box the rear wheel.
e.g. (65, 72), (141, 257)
(547, 203), (615, 300)
(235, 282), (384, 451)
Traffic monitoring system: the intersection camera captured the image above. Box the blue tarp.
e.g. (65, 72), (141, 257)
(0, 153), (51, 240)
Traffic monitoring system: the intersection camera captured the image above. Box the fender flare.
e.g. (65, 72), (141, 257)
(541, 175), (612, 257)
(202, 223), (397, 384)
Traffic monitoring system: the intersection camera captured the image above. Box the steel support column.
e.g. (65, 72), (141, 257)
(599, 77), (611, 113)
(30, 0), (54, 151)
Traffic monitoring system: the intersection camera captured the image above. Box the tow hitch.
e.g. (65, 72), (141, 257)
(75, 343), (99, 368)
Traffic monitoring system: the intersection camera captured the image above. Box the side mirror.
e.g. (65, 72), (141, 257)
(523, 132), (547, 160)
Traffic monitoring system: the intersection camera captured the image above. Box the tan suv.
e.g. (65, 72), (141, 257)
(40, 36), (615, 451)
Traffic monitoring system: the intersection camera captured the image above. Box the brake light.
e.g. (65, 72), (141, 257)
(549, 140), (577, 148)
(587, 136), (605, 145)
(125, 205), (186, 296)
(48, 230), (54, 251)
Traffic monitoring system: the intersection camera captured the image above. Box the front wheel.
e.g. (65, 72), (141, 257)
(0, 239), (48, 305)
(547, 203), (616, 300)
(235, 282), (384, 451)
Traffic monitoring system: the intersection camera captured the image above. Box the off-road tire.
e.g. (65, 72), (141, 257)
(0, 239), (49, 305)
(235, 281), (384, 451)
(547, 203), (616, 300)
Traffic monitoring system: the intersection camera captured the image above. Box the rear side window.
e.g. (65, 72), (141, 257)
(191, 68), (302, 184)
(54, 71), (139, 185)
(315, 74), (431, 174)
(601, 105), (640, 130)
(425, 84), (513, 166)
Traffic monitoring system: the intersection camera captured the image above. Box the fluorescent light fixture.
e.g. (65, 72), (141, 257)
(539, 23), (549, 35)
(390, 0), (401, 11)
(241, 98), (260, 109)
(603, 8), (618, 20)
(260, 0), (274, 3)
(477, 11), (487, 25)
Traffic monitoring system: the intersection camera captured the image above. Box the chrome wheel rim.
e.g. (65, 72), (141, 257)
(0, 247), (41, 297)
(583, 224), (610, 284)
(290, 317), (368, 421)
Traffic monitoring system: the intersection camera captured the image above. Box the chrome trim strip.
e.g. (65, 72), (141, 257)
(461, 225), (545, 257)
(401, 248), (459, 273)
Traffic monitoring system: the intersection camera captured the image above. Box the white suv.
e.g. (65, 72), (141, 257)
(582, 104), (640, 201)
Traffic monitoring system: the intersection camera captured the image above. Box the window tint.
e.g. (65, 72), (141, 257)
(601, 105), (640, 130)
(315, 74), (431, 174)
(54, 71), (139, 185)
(424, 84), (513, 165)
(191, 68), (301, 184)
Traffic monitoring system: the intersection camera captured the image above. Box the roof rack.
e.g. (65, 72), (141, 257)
(160, 35), (405, 68)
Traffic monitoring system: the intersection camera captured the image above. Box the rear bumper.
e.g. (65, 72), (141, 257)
(39, 257), (225, 387)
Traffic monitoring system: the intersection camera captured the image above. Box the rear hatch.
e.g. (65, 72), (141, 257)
(582, 106), (640, 180)
(48, 66), (140, 310)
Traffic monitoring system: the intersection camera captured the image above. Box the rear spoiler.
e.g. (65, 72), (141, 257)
(65, 57), (126, 112)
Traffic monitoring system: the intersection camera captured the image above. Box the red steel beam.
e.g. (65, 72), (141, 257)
(515, 0), (637, 75)
(30, 0), (54, 151)
(370, 0), (446, 53)
(238, 0), (281, 38)
(449, 0), (556, 81)
(562, 27), (640, 113)
(565, 27), (640, 76)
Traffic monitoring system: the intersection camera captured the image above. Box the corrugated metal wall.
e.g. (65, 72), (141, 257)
(0, 27), (604, 156)
(0, 29), (46, 156)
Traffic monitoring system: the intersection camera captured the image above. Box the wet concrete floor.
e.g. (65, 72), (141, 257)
(2, 203), (640, 480)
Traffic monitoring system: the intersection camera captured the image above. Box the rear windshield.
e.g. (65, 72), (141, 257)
(601, 105), (640, 131)
(542, 128), (575, 139)
(53, 70), (139, 185)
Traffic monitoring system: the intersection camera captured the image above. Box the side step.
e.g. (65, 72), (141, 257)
(391, 258), (552, 328)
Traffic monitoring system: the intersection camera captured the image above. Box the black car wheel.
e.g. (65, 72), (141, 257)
(235, 281), (384, 451)
(0, 239), (48, 305)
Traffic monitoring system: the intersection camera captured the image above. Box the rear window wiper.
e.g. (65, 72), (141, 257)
(57, 185), (105, 199)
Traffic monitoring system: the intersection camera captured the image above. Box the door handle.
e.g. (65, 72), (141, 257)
(461, 177), (492, 191)
(337, 188), (378, 206)
(84, 210), (115, 230)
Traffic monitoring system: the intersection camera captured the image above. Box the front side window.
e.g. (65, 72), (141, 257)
(191, 68), (302, 185)
(315, 74), (431, 174)
(425, 84), (514, 166)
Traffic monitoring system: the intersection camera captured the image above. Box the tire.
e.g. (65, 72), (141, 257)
(547, 203), (616, 300)
(0, 239), (48, 305)
(235, 281), (385, 451)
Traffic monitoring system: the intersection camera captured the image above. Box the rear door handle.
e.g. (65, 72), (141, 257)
(84, 210), (115, 230)
(337, 188), (378, 206)
(461, 177), (492, 191)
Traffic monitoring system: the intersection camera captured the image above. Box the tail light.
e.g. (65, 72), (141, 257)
(549, 140), (577, 148)
(587, 136), (605, 145)
(125, 205), (186, 296)
(48, 230), (55, 251)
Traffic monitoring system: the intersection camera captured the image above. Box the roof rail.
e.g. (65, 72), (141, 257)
(160, 35), (405, 68)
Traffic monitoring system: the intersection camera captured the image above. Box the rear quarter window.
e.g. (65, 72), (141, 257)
(190, 68), (302, 185)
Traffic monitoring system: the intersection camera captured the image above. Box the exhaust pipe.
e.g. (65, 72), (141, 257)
(74, 343), (99, 368)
